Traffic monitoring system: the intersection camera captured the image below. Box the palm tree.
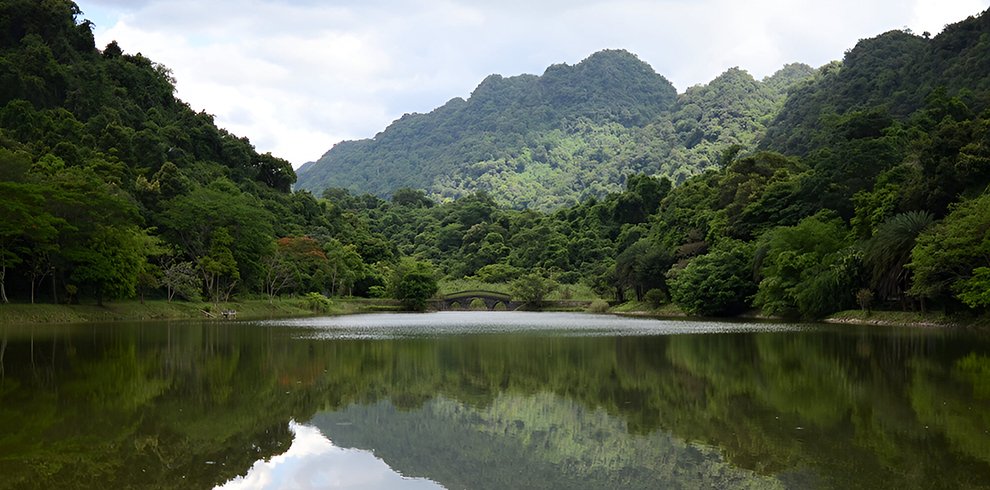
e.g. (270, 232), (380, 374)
(863, 211), (934, 309)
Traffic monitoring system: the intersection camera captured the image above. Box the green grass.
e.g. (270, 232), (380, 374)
(825, 309), (988, 328)
(0, 297), (392, 325)
(609, 301), (686, 317)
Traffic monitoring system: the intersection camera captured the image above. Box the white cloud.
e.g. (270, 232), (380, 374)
(911, 0), (987, 35)
(78, 0), (990, 167)
(216, 421), (444, 490)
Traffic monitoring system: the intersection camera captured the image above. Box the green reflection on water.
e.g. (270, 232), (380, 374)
(1, 317), (989, 489)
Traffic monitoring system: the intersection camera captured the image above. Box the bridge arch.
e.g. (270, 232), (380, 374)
(434, 290), (521, 311)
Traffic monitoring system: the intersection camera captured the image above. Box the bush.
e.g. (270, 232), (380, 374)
(856, 288), (873, 313)
(303, 292), (333, 313)
(475, 263), (521, 283)
(367, 285), (387, 298)
(753, 213), (856, 318)
(511, 272), (557, 306)
(391, 258), (439, 311)
(556, 271), (580, 284)
(643, 288), (667, 309)
(587, 299), (610, 313)
(670, 240), (756, 316)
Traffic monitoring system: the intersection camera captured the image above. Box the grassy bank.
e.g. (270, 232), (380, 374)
(604, 303), (989, 328)
(824, 309), (989, 328)
(608, 301), (687, 317)
(0, 297), (399, 325)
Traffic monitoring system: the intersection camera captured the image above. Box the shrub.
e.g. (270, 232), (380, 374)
(391, 258), (439, 311)
(367, 285), (387, 298)
(511, 272), (557, 306)
(670, 240), (756, 316)
(587, 299), (610, 313)
(303, 292), (333, 313)
(475, 263), (521, 283)
(644, 288), (667, 309)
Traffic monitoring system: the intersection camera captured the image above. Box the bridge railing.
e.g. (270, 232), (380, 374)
(441, 290), (513, 301)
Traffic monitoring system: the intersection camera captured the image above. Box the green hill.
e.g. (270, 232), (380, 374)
(295, 51), (812, 210)
(761, 12), (990, 155)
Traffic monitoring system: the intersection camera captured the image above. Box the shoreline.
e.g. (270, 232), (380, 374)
(0, 298), (402, 325)
(820, 310), (987, 329)
(608, 303), (986, 329)
(3, 300), (985, 330)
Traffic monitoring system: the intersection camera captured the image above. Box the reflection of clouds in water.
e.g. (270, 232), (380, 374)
(216, 421), (444, 490)
(257, 311), (812, 340)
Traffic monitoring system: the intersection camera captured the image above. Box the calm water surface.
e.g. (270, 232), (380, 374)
(1, 311), (989, 489)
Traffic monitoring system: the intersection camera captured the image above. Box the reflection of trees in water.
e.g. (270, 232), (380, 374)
(0, 324), (299, 489)
(312, 394), (784, 490)
(1, 324), (989, 489)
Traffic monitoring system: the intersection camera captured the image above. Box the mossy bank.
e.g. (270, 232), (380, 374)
(0, 298), (401, 325)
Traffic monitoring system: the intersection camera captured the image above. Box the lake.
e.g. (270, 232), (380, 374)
(1, 311), (989, 489)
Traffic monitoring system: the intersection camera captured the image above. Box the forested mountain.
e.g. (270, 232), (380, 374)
(0, 0), (394, 306)
(295, 52), (812, 210)
(336, 8), (990, 319)
(2, 0), (989, 321)
(762, 14), (990, 155)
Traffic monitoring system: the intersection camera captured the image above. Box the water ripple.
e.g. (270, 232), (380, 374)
(254, 311), (814, 340)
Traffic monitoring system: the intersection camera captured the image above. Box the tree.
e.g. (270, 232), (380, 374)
(199, 227), (239, 304)
(67, 225), (156, 305)
(254, 152), (296, 192)
(158, 180), (275, 291)
(754, 213), (857, 318)
(669, 240), (756, 316)
(390, 258), (438, 310)
(0, 181), (60, 303)
(262, 250), (295, 301)
(909, 192), (990, 309)
(511, 271), (558, 307)
(324, 240), (365, 297)
(160, 258), (201, 302)
(954, 268), (990, 309)
(862, 211), (933, 306)
(391, 187), (434, 208)
(275, 236), (330, 294)
(615, 238), (673, 301)
(25, 243), (57, 304)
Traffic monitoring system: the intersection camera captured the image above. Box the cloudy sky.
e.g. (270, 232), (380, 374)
(76, 0), (989, 168)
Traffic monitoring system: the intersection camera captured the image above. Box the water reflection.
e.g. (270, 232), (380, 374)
(264, 311), (807, 339)
(216, 422), (442, 490)
(310, 395), (786, 489)
(0, 314), (989, 489)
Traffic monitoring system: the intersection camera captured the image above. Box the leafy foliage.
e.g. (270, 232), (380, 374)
(511, 272), (558, 307)
(909, 192), (990, 306)
(296, 54), (812, 211)
(390, 258), (439, 310)
(669, 240), (756, 316)
(2, 1), (990, 320)
(754, 214), (856, 318)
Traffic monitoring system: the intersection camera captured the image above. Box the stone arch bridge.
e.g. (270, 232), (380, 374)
(432, 290), (522, 311)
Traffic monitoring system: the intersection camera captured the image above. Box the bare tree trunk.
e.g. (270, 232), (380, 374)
(0, 264), (7, 303)
(1, 332), (7, 379)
